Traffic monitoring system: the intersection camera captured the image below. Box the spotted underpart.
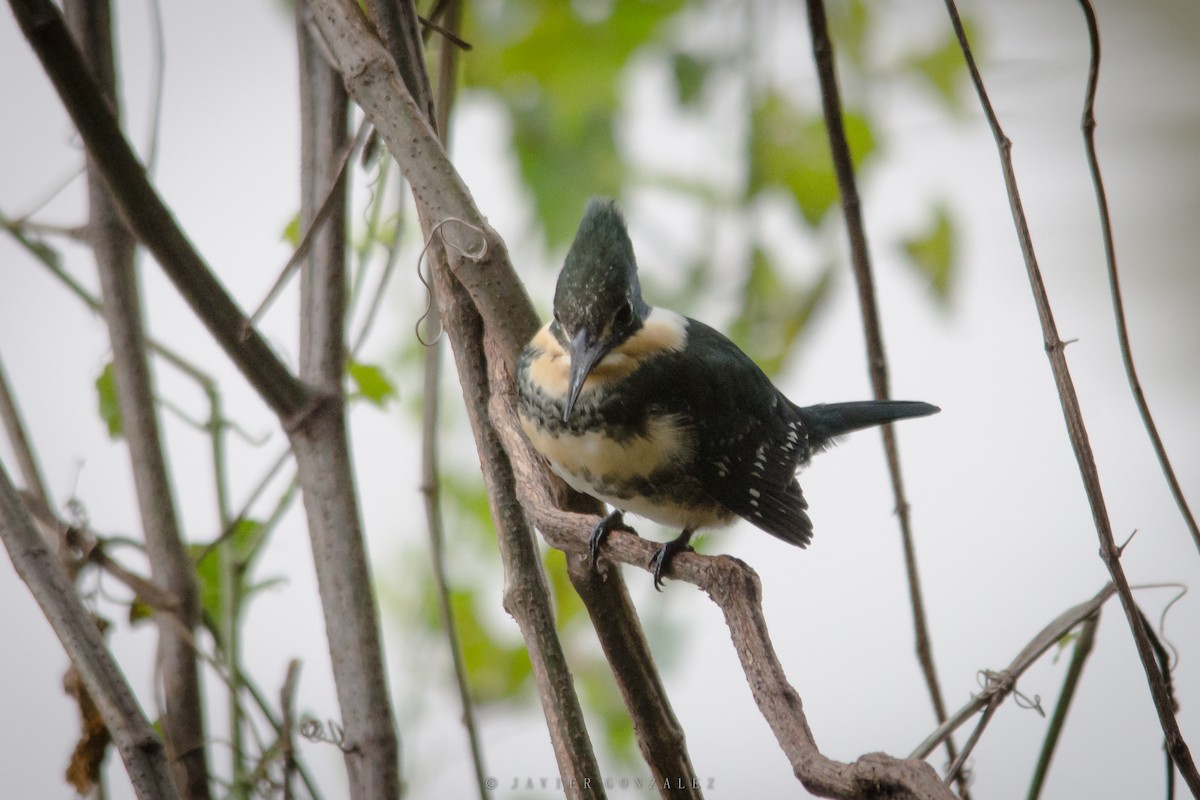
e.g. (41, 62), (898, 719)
(519, 309), (819, 547)
(516, 197), (939, 581)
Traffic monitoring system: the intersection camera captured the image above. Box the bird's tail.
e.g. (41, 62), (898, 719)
(796, 400), (939, 446)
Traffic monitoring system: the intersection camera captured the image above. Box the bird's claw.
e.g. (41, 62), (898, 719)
(648, 536), (695, 592)
(588, 509), (638, 568)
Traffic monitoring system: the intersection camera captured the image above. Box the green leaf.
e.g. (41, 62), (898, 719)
(95, 362), (122, 439)
(727, 249), (835, 375)
(462, 0), (684, 246)
(901, 205), (955, 304)
(905, 21), (976, 115)
(190, 519), (266, 647)
(281, 212), (301, 248)
(671, 52), (709, 108)
(449, 588), (533, 702)
(828, 0), (871, 70)
(347, 360), (397, 407)
(191, 542), (224, 644)
(128, 598), (154, 626)
(544, 547), (585, 628)
(748, 94), (877, 226)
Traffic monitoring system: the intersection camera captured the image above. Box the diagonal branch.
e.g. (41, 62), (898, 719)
(305, 2), (959, 795)
(803, 0), (960, 787)
(941, 1), (1199, 792)
(0, 354), (50, 507)
(9, 0), (310, 421)
(0, 463), (181, 800)
(64, 1), (210, 795)
(492, 389), (955, 800)
(307, 3), (708, 795)
(1073, 0), (1200, 555)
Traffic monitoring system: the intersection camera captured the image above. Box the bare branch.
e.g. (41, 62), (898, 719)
(911, 586), (1114, 761)
(9, 0), (310, 420)
(941, 2), (1200, 791)
(803, 0), (961, 788)
(0, 354), (51, 507)
(1074, 0), (1200, 555)
(1027, 612), (1099, 799)
(293, 3), (402, 797)
(64, 1), (210, 794)
(0, 463), (181, 800)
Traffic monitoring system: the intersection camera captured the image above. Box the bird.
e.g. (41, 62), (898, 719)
(516, 198), (938, 590)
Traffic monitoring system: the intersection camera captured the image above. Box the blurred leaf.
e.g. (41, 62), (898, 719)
(544, 547), (585, 628)
(901, 205), (955, 304)
(442, 473), (499, 548)
(671, 51), (709, 108)
(95, 362), (122, 440)
(347, 360), (397, 407)
(192, 542), (224, 644)
(727, 249), (835, 375)
(828, 0), (871, 69)
(463, 0), (683, 245)
(904, 22), (975, 114)
(128, 598), (154, 626)
(450, 588), (533, 702)
(190, 519), (265, 647)
(748, 94), (877, 226)
(577, 665), (638, 763)
(281, 212), (301, 248)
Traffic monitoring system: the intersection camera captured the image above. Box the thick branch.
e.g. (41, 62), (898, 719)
(492, 391), (954, 800)
(64, 1), (210, 795)
(942, 1), (1199, 792)
(309, 2), (711, 792)
(0, 464), (180, 800)
(308, 0), (534, 363)
(362, 0), (436, 125)
(292, 4), (401, 796)
(433, 262), (604, 798)
(9, 0), (310, 420)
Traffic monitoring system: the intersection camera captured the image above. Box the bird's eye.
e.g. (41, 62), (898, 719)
(614, 300), (634, 327)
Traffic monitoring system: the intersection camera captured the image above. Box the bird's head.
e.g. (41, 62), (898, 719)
(552, 198), (651, 420)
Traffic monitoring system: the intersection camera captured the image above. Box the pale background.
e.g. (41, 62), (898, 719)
(2, 1), (1199, 797)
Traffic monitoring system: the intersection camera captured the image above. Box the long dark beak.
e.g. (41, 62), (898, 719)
(564, 328), (608, 421)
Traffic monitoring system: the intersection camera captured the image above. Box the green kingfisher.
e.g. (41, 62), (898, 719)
(517, 198), (938, 589)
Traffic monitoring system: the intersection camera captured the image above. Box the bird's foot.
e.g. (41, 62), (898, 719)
(588, 509), (638, 568)
(649, 529), (695, 592)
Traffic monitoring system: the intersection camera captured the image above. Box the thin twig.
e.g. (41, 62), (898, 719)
(0, 354), (51, 506)
(803, 0), (961, 789)
(910, 583), (1113, 761)
(10, 0), (311, 419)
(280, 660), (301, 800)
(420, 2), (491, 795)
(941, 2), (1200, 792)
(1074, 0), (1200, 555)
(143, 0), (165, 172)
(1027, 613), (1099, 800)
(244, 120), (370, 337)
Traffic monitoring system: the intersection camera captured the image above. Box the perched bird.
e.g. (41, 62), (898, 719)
(517, 198), (938, 589)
